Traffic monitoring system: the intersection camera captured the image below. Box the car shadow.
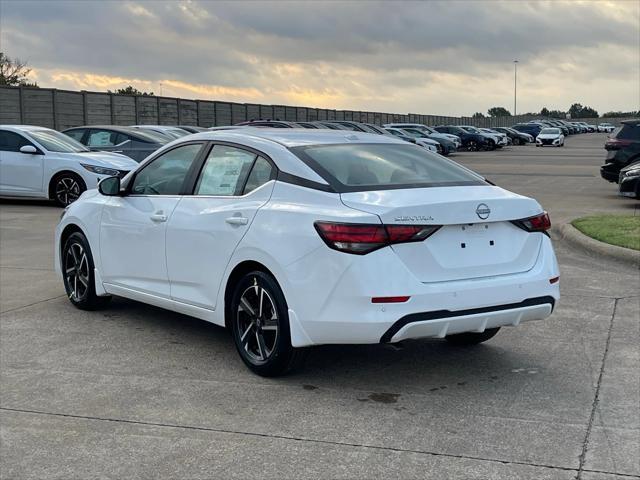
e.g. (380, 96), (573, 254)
(0, 198), (59, 208)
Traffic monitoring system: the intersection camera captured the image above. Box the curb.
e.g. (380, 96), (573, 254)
(556, 223), (640, 267)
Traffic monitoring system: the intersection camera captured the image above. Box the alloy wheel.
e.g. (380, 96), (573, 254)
(467, 140), (478, 152)
(236, 278), (280, 364)
(55, 177), (81, 206)
(65, 242), (89, 302)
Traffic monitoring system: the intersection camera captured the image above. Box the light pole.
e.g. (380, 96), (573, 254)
(513, 60), (518, 117)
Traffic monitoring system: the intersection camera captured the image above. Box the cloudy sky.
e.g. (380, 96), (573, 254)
(1, 0), (638, 116)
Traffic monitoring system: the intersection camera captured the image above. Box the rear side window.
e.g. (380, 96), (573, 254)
(0, 130), (32, 152)
(243, 157), (274, 194)
(615, 124), (640, 141)
(64, 129), (85, 142)
(195, 145), (256, 196)
(291, 143), (485, 192)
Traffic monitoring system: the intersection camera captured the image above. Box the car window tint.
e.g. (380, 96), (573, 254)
(616, 125), (640, 141)
(131, 143), (203, 195)
(115, 133), (131, 145)
(64, 130), (85, 142)
(243, 157), (274, 194)
(88, 130), (118, 147)
(195, 145), (256, 196)
(0, 130), (32, 152)
(294, 143), (484, 189)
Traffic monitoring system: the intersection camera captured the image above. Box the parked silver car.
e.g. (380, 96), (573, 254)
(63, 125), (169, 162)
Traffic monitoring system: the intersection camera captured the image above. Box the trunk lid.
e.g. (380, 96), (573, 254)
(341, 186), (544, 283)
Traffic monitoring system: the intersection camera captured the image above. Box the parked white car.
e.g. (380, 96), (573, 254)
(480, 128), (510, 145)
(55, 129), (560, 376)
(536, 128), (565, 147)
(0, 125), (138, 206)
(384, 127), (441, 153)
(598, 123), (616, 133)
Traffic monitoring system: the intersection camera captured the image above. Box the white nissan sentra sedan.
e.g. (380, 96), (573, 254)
(55, 129), (560, 376)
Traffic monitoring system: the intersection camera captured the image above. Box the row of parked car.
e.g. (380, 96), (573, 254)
(0, 117), (629, 207)
(600, 119), (640, 199)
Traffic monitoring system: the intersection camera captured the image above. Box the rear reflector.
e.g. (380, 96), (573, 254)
(549, 276), (559, 284)
(511, 211), (551, 233)
(372, 296), (410, 304)
(314, 221), (441, 255)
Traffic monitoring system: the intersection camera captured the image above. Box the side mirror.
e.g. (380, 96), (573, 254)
(20, 145), (38, 154)
(98, 176), (121, 196)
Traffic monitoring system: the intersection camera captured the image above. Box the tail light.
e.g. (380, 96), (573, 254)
(511, 212), (551, 233)
(314, 222), (441, 255)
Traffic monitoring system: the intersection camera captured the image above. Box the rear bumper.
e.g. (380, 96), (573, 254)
(600, 163), (622, 182)
(285, 234), (560, 347)
(381, 296), (554, 343)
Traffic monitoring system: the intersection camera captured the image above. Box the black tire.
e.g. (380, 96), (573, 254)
(484, 140), (496, 151)
(230, 271), (305, 377)
(51, 172), (86, 207)
(62, 232), (112, 310)
(445, 327), (500, 345)
(466, 140), (479, 152)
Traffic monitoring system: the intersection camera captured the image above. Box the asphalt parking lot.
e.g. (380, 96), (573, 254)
(1, 133), (638, 479)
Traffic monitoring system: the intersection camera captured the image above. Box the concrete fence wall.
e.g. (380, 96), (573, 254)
(0, 86), (630, 131)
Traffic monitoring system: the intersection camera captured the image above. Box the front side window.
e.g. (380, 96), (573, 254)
(292, 143), (485, 192)
(0, 130), (33, 152)
(195, 145), (256, 196)
(64, 129), (86, 142)
(131, 143), (203, 195)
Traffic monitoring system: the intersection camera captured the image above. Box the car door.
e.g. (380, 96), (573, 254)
(0, 130), (45, 195)
(166, 144), (276, 310)
(99, 142), (205, 297)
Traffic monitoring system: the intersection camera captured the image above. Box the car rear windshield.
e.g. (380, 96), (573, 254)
(614, 124), (640, 141)
(290, 143), (485, 192)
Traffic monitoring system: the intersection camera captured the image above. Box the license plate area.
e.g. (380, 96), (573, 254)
(458, 223), (495, 249)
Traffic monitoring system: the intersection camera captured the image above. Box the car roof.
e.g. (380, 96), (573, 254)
(186, 127), (406, 148)
(1, 124), (57, 132)
(621, 119), (640, 126)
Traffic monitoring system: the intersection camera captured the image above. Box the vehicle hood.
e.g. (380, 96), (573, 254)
(65, 151), (139, 170)
(340, 185), (541, 225)
(417, 138), (439, 146)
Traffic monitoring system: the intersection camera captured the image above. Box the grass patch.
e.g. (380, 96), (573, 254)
(572, 215), (640, 251)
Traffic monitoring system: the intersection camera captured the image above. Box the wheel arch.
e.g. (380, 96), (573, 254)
(223, 260), (280, 329)
(59, 223), (86, 257)
(48, 170), (87, 200)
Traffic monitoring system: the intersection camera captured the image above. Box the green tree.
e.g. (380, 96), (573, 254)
(568, 103), (598, 118)
(602, 111), (640, 118)
(0, 52), (38, 87)
(487, 106), (511, 117)
(472, 112), (485, 118)
(540, 107), (550, 117)
(108, 85), (154, 96)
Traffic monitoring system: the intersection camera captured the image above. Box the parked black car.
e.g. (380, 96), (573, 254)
(433, 125), (489, 151)
(600, 119), (640, 182)
(493, 127), (531, 145)
(619, 161), (640, 199)
(62, 125), (169, 162)
(512, 123), (544, 137)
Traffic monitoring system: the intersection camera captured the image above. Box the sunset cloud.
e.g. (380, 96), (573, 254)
(2, 0), (638, 116)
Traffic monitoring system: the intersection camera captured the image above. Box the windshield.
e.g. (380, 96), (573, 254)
(133, 129), (171, 143)
(29, 129), (89, 153)
(291, 143), (485, 192)
(462, 126), (479, 133)
(540, 128), (560, 134)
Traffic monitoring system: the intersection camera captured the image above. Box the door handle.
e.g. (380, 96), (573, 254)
(150, 213), (168, 223)
(225, 216), (248, 226)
